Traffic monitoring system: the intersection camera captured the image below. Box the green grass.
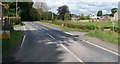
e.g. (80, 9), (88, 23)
(40, 21), (89, 32)
(64, 21), (118, 27)
(14, 24), (23, 28)
(39, 20), (119, 44)
(86, 30), (119, 44)
(2, 31), (22, 54)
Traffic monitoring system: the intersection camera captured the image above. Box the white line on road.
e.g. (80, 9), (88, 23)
(21, 35), (26, 48)
(41, 29), (44, 31)
(23, 26), (26, 31)
(60, 43), (83, 62)
(46, 33), (84, 62)
(46, 33), (55, 39)
(36, 26), (39, 28)
(82, 40), (120, 56)
(64, 32), (74, 35)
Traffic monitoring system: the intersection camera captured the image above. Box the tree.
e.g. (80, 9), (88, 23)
(57, 5), (70, 21)
(29, 8), (40, 20)
(97, 10), (103, 17)
(33, 2), (49, 12)
(64, 13), (70, 21)
(111, 8), (118, 14)
(111, 8), (118, 17)
(18, 2), (34, 21)
(33, 2), (49, 20)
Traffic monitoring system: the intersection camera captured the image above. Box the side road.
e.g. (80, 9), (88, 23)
(37, 22), (118, 53)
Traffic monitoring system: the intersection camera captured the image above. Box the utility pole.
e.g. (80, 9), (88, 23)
(16, 0), (18, 17)
(52, 12), (54, 20)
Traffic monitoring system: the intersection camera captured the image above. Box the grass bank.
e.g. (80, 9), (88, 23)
(2, 31), (22, 54)
(39, 20), (119, 44)
(86, 30), (119, 44)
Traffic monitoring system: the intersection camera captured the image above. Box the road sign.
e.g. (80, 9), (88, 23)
(0, 30), (10, 39)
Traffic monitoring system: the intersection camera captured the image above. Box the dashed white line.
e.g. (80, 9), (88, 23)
(41, 29), (44, 31)
(21, 35), (26, 48)
(36, 26), (39, 28)
(82, 40), (120, 56)
(23, 26), (26, 31)
(46, 33), (84, 62)
(60, 43), (83, 62)
(64, 32), (74, 35)
(46, 33), (55, 39)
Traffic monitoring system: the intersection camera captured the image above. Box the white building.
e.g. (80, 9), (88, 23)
(114, 10), (120, 21)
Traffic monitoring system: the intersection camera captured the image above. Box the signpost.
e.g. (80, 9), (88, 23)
(112, 18), (115, 32)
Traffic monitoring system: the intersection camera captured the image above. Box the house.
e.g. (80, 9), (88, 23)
(71, 15), (78, 21)
(89, 14), (98, 22)
(113, 10), (120, 21)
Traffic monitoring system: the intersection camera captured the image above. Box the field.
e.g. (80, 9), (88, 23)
(40, 20), (119, 44)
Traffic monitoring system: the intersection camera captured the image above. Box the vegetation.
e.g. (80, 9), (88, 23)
(79, 14), (90, 20)
(2, 31), (22, 54)
(97, 10), (103, 17)
(86, 30), (119, 44)
(57, 5), (70, 21)
(64, 13), (70, 21)
(46, 21), (119, 32)
(40, 20), (119, 44)
(111, 8), (118, 17)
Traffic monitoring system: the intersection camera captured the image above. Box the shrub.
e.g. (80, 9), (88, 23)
(9, 16), (21, 25)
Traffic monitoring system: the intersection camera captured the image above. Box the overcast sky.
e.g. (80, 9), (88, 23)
(33, 0), (119, 16)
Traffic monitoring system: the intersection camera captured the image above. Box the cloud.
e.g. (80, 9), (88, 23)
(33, 0), (119, 15)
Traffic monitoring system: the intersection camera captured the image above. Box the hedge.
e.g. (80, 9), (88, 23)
(40, 20), (119, 33)
(9, 16), (21, 25)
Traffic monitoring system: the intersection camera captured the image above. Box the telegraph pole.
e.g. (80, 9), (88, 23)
(16, 0), (18, 17)
(52, 12), (54, 20)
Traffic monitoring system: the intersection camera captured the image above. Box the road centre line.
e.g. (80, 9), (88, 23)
(46, 33), (55, 39)
(46, 33), (84, 62)
(21, 35), (26, 48)
(82, 40), (120, 56)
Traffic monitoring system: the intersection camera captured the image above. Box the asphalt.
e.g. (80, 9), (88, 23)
(14, 22), (119, 63)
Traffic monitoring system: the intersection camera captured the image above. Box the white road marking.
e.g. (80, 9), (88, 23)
(64, 32), (74, 35)
(46, 33), (84, 62)
(36, 26), (39, 28)
(41, 29), (44, 31)
(82, 40), (120, 56)
(23, 26), (26, 31)
(46, 33), (55, 39)
(60, 43), (83, 62)
(21, 35), (26, 48)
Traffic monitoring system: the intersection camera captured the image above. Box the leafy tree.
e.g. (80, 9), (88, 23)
(64, 13), (70, 20)
(97, 10), (103, 17)
(2, 2), (10, 16)
(18, 2), (34, 21)
(57, 5), (70, 21)
(111, 8), (118, 17)
(33, 2), (49, 20)
(29, 8), (40, 20)
(111, 8), (118, 14)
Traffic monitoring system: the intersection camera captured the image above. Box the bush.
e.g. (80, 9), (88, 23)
(40, 20), (119, 33)
(9, 16), (21, 25)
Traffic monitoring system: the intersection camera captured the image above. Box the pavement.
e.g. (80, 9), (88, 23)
(13, 22), (119, 63)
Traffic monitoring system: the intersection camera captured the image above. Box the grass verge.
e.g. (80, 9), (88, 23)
(2, 31), (22, 54)
(86, 30), (119, 44)
(39, 21), (119, 44)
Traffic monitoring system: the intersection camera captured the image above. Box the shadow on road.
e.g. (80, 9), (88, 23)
(2, 27), (79, 64)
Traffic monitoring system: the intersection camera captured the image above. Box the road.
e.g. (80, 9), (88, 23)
(15, 22), (119, 63)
